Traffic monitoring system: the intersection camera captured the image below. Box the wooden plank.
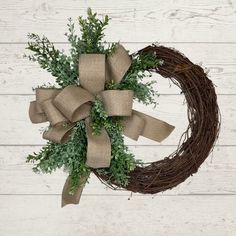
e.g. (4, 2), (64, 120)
(0, 43), (236, 95)
(0, 146), (235, 195)
(0, 1), (235, 234)
(0, 94), (231, 145)
(0, 0), (236, 42)
(0, 195), (235, 236)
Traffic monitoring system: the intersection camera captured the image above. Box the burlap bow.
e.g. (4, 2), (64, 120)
(29, 44), (175, 207)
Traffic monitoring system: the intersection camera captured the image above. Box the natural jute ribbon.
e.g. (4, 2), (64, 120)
(29, 44), (175, 207)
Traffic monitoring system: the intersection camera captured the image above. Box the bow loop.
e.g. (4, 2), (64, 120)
(53, 85), (94, 123)
(106, 44), (132, 83)
(79, 54), (106, 94)
(43, 124), (74, 144)
(28, 43), (175, 207)
(100, 90), (134, 116)
(29, 101), (47, 123)
(36, 88), (61, 113)
(41, 99), (67, 126)
(29, 88), (62, 124)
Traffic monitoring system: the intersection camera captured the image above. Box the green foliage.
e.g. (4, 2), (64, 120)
(25, 8), (116, 88)
(90, 96), (109, 135)
(104, 120), (138, 187)
(77, 8), (117, 54)
(27, 98), (138, 191)
(25, 9), (159, 193)
(27, 121), (90, 193)
(90, 97), (138, 186)
(106, 53), (162, 106)
(25, 33), (77, 87)
(32, 83), (58, 90)
(64, 8), (117, 80)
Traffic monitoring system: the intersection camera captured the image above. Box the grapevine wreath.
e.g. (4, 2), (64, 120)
(26, 9), (220, 207)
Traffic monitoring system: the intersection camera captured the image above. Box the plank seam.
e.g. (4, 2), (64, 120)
(0, 193), (235, 196)
(1, 42), (236, 45)
(0, 144), (234, 147)
(1, 94), (236, 96)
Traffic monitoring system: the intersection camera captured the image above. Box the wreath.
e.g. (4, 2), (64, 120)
(26, 8), (220, 207)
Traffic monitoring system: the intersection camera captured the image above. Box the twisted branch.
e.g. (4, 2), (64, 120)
(94, 44), (220, 194)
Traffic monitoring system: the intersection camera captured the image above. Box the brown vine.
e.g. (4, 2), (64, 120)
(94, 44), (220, 194)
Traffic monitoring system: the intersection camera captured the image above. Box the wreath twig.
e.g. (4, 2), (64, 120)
(26, 9), (220, 206)
(95, 44), (221, 194)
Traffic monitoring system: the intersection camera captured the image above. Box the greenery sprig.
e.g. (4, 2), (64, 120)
(25, 33), (77, 87)
(106, 52), (161, 106)
(25, 8), (160, 193)
(27, 121), (89, 193)
(90, 97), (138, 186)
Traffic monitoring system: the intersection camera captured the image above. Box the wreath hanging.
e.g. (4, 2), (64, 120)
(26, 8), (220, 207)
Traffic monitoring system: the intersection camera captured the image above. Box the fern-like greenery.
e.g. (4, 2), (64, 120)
(25, 8), (161, 192)
(106, 52), (161, 106)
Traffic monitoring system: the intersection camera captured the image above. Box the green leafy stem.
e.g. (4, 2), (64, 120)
(25, 8), (161, 193)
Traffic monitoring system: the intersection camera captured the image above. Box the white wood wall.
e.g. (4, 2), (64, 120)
(0, 1), (236, 235)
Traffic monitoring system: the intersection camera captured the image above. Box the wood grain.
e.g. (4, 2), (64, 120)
(0, 94), (233, 145)
(0, 0), (236, 42)
(0, 0), (235, 234)
(0, 43), (236, 95)
(0, 195), (235, 236)
(0, 146), (235, 195)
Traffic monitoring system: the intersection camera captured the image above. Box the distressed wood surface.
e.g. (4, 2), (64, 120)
(0, 43), (236, 95)
(0, 0), (236, 235)
(0, 146), (235, 195)
(0, 0), (236, 42)
(0, 94), (233, 145)
(0, 195), (235, 236)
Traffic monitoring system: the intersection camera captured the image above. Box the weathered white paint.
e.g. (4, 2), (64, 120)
(0, 195), (235, 236)
(0, 95), (233, 145)
(0, 0), (236, 42)
(0, 146), (235, 195)
(0, 1), (236, 235)
(1, 44), (236, 94)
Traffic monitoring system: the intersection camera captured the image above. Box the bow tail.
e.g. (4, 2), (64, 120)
(61, 118), (112, 208)
(43, 125), (74, 144)
(123, 110), (175, 142)
(61, 176), (87, 208)
(29, 44), (175, 208)
(85, 118), (111, 168)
